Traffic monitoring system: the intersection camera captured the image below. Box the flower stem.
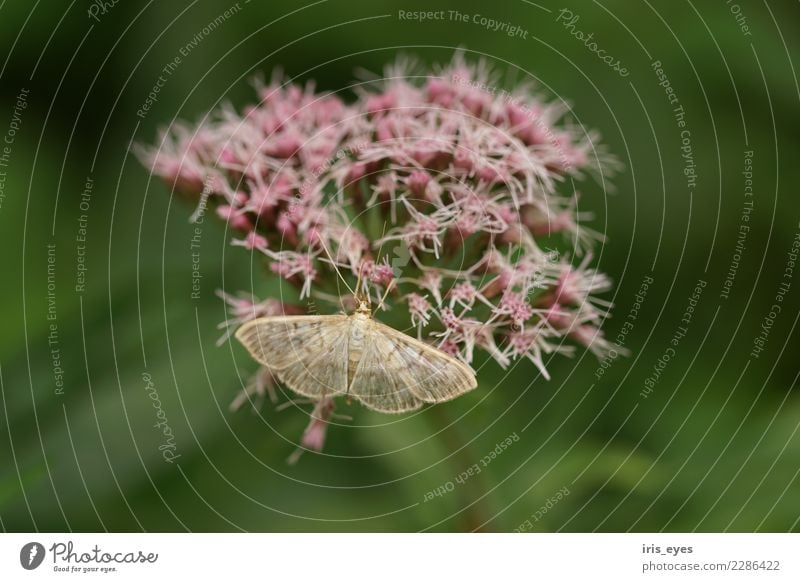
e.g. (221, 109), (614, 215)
(429, 404), (494, 532)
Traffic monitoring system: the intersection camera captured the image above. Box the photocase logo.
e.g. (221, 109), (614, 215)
(390, 241), (411, 277)
(19, 542), (46, 570)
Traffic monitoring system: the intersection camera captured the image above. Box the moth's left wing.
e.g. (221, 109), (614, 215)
(235, 315), (350, 399)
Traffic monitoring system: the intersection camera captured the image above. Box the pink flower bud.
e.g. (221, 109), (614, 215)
(408, 293), (432, 327)
(243, 231), (268, 250)
(438, 339), (460, 357)
(406, 170), (431, 196)
(542, 304), (574, 330)
(267, 133), (301, 158)
(216, 205), (252, 231)
(426, 77), (454, 105)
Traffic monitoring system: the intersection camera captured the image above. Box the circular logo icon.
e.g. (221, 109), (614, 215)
(19, 542), (45, 570)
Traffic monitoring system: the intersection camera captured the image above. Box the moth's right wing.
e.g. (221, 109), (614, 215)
(349, 319), (477, 413)
(235, 315), (350, 399)
(348, 327), (425, 414)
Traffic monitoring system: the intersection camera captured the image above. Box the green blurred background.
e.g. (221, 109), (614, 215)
(1, 0), (799, 532)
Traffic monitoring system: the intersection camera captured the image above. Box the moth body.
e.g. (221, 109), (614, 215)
(346, 312), (370, 388)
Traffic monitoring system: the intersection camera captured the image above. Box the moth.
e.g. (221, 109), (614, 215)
(235, 278), (477, 413)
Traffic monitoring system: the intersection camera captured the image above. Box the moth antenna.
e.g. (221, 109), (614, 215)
(354, 260), (365, 303)
(363, 220), (389, 306)
(317, 237), (355, 301)
(374, 279), (396, 313)
(373, 220), (389, 264)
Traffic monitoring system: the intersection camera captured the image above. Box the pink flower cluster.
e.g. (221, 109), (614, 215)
(138, 55), (619, 460)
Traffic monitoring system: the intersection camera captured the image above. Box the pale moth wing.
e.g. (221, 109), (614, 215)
(347, 324), (424, 413)
(235, 315), (351, 399)
(349, 318), (477, 413)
